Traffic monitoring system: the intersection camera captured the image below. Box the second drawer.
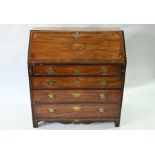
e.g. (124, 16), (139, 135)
(31, 76), (122, 89)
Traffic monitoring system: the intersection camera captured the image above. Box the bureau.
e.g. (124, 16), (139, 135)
(28, 28), (127, 128)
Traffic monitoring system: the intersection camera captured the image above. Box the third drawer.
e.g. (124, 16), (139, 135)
(32, 90), (122, 103)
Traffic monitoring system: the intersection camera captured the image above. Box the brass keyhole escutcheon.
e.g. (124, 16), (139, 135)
(72, 105), (81, 112)
(100, 80), (108, 85)
(99, 94), (107, 99)
(48, 94), (56, 100)
(100, 67), (109, 74)
(47, 67), (54, 74)
(47, 80), (55, 86)
(74, 79), (81, 84)
(47, 108), (56, 113)
(73, 32), (80, 39)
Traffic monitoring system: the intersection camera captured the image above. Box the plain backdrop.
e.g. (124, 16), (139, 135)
(0, 24), (155, 129)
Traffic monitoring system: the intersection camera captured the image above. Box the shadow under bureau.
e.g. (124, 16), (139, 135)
(28, 28), (127, 128)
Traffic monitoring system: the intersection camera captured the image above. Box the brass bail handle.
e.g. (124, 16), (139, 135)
(74, 67), (81, 74)
(47, 108), (56, 113)
(72, 105), (81, 112)
(47, 80), (55, 86)
(98, 108), (105, 113)
(99, 94), (107, 99)
(72, 92), (82, 98)
(48, 94), (56, 100)
(100, 67), (109, 74)
(47, 67), (54, 74)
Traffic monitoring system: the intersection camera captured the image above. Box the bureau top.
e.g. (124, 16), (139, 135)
(28, 28), (126, 64)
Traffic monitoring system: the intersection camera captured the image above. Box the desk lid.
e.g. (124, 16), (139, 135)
(28, 28), (126, 64)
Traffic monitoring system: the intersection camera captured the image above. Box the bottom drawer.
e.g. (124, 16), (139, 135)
(33, 103), (120, 119)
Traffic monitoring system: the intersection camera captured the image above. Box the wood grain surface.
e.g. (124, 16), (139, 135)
(28, 30), (125, 64)
(31, 76), (122, 89)
(32, 90), (122, 103)
(33, 64), (122, 76)
(28, 28), (126, 127)
(33, 103), (120, 119)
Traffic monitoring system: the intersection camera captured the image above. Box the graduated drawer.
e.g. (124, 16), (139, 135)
(32, 90), (121, 103)
(33, 103), (120, 119)
(31, 76), (122, 89)
(33, 65), (122, 76)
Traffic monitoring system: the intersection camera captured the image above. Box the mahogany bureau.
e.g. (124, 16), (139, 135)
(28, 28), (127, 128)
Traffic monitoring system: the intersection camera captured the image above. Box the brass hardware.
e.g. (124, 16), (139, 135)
(47, 80), (55, 86)
(97, 108), (105, 113)
(48, 94), (56, 100)
(47, 67), (54, 74)
(74, 79), (81, 84)
(74, 67), (81, 74)
(73, 32), (80, 39)
(100, 67), (108, 74)
(47, 108), (56, 113)
(72, 105), (81, 112)
(72, 92), (82, 98)
(100, 80), (108, 85)
(99, 94), (107, 99)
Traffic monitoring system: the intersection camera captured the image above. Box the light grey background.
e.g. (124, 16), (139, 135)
(0, 24), (155, 129)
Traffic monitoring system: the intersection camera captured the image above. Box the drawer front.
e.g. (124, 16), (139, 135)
(33, 65), (122, 76)
(31, 76), (122, 89)
(33, 103), (120, 119)
(32, 90), (121, 103)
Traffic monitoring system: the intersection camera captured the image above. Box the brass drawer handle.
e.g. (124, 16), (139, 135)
(100, 80), (108, 85)
(73, 32), (80, 39)
(47, 67), (54, 74)
(72, 105), (81, 112)
(47, 108), (56, 113)
(47, 80), (55, 86)
(74, 67), (81, 74)
(99, 94), (107, 99)
(100, 67), (109, 74)
(97, 108), (105, 113)
(72, 92), (82, 98)
(48, 94), (56, 100)
(74, 79), (81, 84)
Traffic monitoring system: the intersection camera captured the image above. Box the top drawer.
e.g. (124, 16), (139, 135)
(33, 65), (122, 76)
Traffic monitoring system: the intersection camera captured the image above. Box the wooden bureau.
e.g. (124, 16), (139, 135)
(28, 28), (127, 128)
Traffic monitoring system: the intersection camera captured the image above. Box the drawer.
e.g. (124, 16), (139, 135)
(33, 65), (122, 76)
(33, 103), (120, 119)
(32, 90), (121, 103)
(31, 76), (122, 89)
